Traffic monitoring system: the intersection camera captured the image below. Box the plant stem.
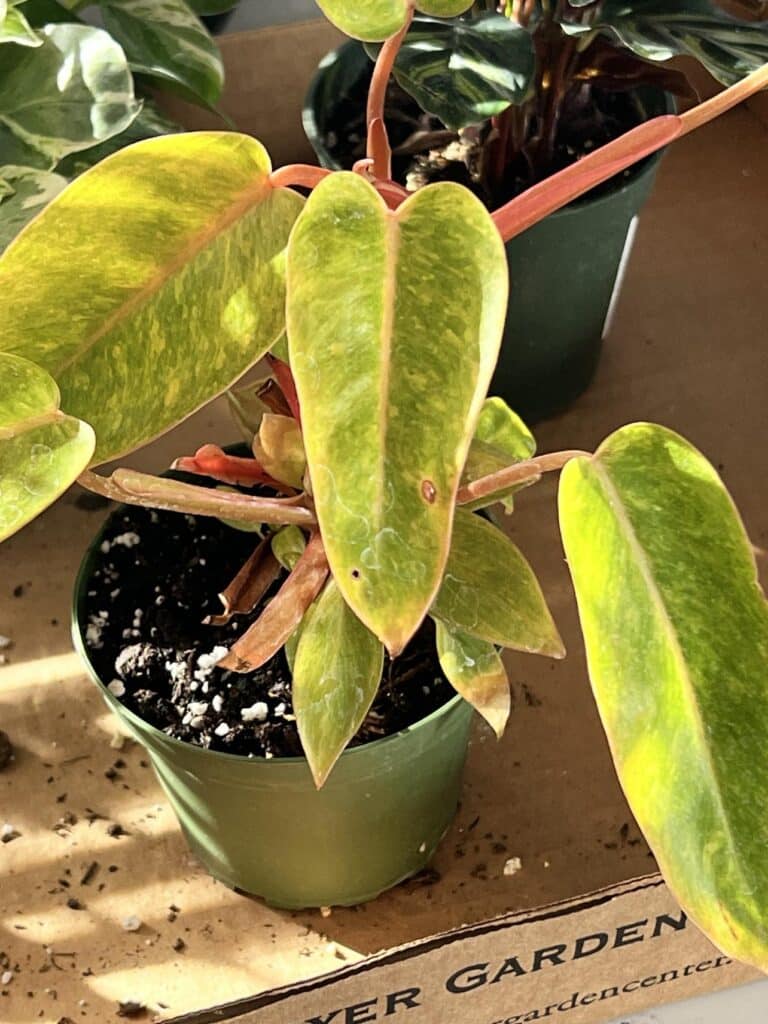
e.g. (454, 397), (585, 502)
(366, 6), (414, 179)
(492, 114), (682, 241)
(269, 165), (332, 190)
(457, 449), (590, 505)
(78, 469), (317, 527)
(679, 62), (768, 136)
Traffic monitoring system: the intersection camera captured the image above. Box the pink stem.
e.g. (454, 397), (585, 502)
(457, 450), (590, 505)
(269, 165), (332, 191)
(266, 354), (301, 425)
(172, 444), (287, 491)
(493, 115), (682, 242)
(366, 7), (414, 179)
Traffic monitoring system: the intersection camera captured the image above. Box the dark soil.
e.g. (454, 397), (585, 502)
(318, 62), (649, 208)
(81, 483), (452, 760)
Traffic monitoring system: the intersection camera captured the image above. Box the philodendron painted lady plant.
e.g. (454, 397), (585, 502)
(0, 0), (767, 972)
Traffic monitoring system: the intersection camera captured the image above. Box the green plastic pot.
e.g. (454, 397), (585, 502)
(303, 42), (671, 421)
(72, 505), (474, 909)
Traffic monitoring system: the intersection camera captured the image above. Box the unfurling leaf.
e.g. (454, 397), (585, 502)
(206, 537), (281, 626)
(434, 620), (510, 738)
(0, 353), (94, 542)
(0, 23), (140, 169)
(294, 579), (384, 787)
(559, 423), (768, 972)
(462, 397), (536, 512)
(173, 444), (283, 489)
(220, 533), (329, 673)
(316, 0), (473, 42)
(227, 374), (292, 444)
(271, 525), (307, 571)
(287, 173), (507, 656)
(432, 509), (564, 656)
(252, 414), (306, 489)
(0, 133), (303, 464)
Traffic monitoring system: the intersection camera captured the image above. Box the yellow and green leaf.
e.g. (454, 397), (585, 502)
(434, 619), (510, 738)
(252, 413), (306, 488)
(271, 524), (307, 571)
(0, 132), (303, 464)
(462, 396), (536, 512)
(316, 0), (473, 42)
(294, 578), (384, 787)
(432, 508), (564, 656)
(0, 353), (94, 542)
(559, 423), (768, 971)
(287, 172), (507, 655)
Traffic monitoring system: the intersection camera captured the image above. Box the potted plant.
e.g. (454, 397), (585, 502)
(0, 0), (767, 970)
(0, 0), (240, 251)
(304, 0), (768, 419)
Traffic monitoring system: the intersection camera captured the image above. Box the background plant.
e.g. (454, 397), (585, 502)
(0, 0), (767, 973)
(0, 0), (239, 250)
(356, 0), (768, 202)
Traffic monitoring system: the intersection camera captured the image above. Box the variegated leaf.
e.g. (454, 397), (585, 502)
(101, 0), (224, 107)
(0, 353), (94, 542)
(271, 525), (307, 571)
(434, 619), (510, 738)
(0, 165), (66, 252)
(252, 413), (306, 488)
(294, 578), (384, 787)
(0, 24), (140, 170)
(287, 172), (507, 655)
(0, 0), (41, 45)
(316, 0), (474, 42)
(559, 423), (768, 971)
(0, 132), (303, 464)
(432, 508), (564, 656)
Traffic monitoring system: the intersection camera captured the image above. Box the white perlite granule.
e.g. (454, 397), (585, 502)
(107, 680), (126, 698)
(503, 857), (523, 877)
(121, 915), (142, 932)
(241, 702), (268, 723)
(214, 722), (230, 737)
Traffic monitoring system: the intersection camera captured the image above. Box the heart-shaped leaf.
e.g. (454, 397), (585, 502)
(432, 508), (564, 656)
(316, 0), (474, 42)
(0, 165), (67, 252)
(462, 396), (536, 512)
(294, 578), (384, 787)
(0, 24), (140, 170)
(0, 132), (303, 464)
(567, 0), (768, 86)
(386, 14), (536, 130)
(559, 423), (768, 971)
(101, 0), (224, 107)
(434, 619), (510, 738)
(287, 172), (507, 655)
(0, 353), (94, 542)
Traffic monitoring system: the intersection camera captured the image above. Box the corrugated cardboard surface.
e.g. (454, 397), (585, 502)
(1, 22), (767, 1024)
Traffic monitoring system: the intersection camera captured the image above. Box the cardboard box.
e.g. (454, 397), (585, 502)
(1, 19), (766, 1024)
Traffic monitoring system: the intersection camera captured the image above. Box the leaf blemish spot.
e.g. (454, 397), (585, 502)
(421, 480), (437, 504)
(351, 569), (360, 579)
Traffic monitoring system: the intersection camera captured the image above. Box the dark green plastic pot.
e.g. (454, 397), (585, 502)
(303, 41), (671, 421)
(72, 506), (474, 909)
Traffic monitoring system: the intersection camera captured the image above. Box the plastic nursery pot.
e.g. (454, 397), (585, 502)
(72, 505), (474, 910)
(303, 43), (671, 422)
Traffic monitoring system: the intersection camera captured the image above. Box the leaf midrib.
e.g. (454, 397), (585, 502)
(590, 458), (751, 893)
(0, 408), (64, 440)
(53, 173), (272, 379)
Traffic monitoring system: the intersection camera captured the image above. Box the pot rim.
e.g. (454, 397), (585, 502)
(302, 37), (675, 214)
(71, 506), (467, 770)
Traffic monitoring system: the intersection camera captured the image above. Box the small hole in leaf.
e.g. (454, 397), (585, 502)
(351, 569), (360, 579)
